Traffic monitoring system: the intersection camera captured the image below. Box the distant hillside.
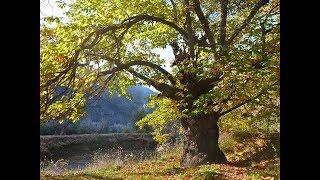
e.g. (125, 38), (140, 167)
(40, 86), (155, 135)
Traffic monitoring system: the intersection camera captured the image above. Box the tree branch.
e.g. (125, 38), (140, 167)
(261, 3), (280, 26)
(219, 0), (229, 48)
(219, 80), (278, 116)
(184, 0), (196, 59)
(45, 13), (192, 92)
(126, 69), (180, 100)
(226, 0), (269, 46)
(192, 0), (217, 51)
(99, 60), (176, 86)
(98, 14), (188, 38)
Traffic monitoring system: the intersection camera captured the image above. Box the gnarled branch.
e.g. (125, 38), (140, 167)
(99, 60), (176, 86)
(127, 69), (180, 100)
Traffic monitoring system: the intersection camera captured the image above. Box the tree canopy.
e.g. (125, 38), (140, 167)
(40, 0), (279, 124)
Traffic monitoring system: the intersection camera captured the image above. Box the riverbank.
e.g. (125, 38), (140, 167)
(40, 133), (158, 171)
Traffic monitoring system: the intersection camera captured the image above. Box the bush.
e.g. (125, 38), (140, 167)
(219, 138), (238, 153)
(219, 108), (279, 141)
(132, 108), (153, 133)
(136, 97), (185, 144)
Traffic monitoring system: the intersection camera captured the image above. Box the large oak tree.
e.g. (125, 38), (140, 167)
(40, 0), (279, 167)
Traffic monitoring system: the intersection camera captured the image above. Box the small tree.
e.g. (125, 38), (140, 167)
(136, 97), (184, 144)
(133, 107), (152, 133)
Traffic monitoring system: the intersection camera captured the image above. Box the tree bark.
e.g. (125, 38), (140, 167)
(180, 113), (227, 167)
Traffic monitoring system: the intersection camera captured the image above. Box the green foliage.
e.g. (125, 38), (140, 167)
(219, 101), (280, 139)
(132, 108), (152, 133)
(40, 0), (180, 122)
(136, 97), (185, 144)
(41, 92), (86, 124)
(40, 0), (279, 131)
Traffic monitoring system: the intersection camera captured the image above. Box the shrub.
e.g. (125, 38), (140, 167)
(219, 138), (238, 153)
(136, 97), (185, 144)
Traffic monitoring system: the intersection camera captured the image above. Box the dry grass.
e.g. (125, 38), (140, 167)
(41, 133), (279, 180)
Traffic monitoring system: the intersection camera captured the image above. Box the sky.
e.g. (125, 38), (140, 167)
(40, 0), (174, 91)
(40, 0), (67, 20)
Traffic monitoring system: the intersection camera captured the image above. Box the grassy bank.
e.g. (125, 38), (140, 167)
(41, 132), (279, 180)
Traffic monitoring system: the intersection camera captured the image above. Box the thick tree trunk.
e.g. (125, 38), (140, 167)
(180, 113), (227, 167)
